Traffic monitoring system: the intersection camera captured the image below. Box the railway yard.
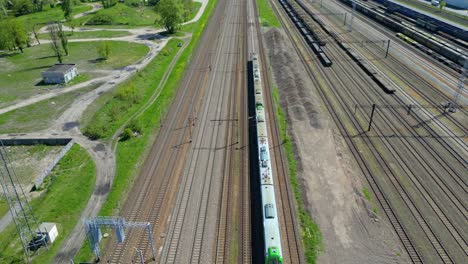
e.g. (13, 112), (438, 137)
(0, 0), (467, 263)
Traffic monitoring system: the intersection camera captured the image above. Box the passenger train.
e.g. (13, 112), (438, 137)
(252, 53), (284, 264)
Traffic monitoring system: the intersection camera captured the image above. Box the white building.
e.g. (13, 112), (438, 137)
(37, 222), (58, 244)
(41, 64), (78, 84)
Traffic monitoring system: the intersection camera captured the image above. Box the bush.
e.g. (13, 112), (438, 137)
(126, 118), (142, 134)
(115, 86), (141, 104)
(120, 128), (134, 141)
(83, 122), (106, 140)
(125, 0), (141, 7)
(86, 13), (114, 25)
(97, 41), (111, 60)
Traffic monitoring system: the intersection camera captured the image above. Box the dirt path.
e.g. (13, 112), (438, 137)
(263, 28), (409, 263)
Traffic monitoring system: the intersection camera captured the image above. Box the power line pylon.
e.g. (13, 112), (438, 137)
(0, 141), (46, 263)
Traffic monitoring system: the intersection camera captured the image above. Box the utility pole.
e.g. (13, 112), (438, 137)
(367, 104), (376, 132)
(347, 1), (356, 32)
(445, 60), (467, 113)
(385, 40), (391, 58)
(0, 141), (46, 263)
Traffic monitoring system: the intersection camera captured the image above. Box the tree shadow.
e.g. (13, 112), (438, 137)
(0, 52), (19, 58)
(88, 58), (106, 64)
(36, 55), (57, 60)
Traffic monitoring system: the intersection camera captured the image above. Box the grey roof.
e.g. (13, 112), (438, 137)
(44, 64), (76, 73)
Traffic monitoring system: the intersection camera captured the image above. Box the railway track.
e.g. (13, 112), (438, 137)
(214, 0), (249, 261)
(254, 0), (305, 263)
(158, 0), (251, 262)
(270, 0), (468, 262)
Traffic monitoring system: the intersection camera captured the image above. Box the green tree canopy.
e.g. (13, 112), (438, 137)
(156, 0), (184, 34)
(61, 0), (73, 21)
(0, 19), (28, 53)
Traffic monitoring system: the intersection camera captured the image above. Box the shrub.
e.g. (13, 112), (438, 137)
(120, 127), (134, 141)
(126, 118), (142, 134)
(97, 41), (111, 60)
(115, 86), (142, 104)
(86, 13), (114, 25)
(83, 122), (106, 140)
(125, 0), (141, 7)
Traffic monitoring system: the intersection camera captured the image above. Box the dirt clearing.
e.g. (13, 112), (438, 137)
(262, 27), (409, 263)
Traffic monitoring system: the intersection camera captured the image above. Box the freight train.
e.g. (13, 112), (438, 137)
(338, 0), (467, 68)
(252, 53), (284, 264)
(278, 0), (333, 66)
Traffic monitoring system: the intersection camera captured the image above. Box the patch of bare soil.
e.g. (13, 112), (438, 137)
(263, 28), (409, 263)
(4, 145), (62, 189)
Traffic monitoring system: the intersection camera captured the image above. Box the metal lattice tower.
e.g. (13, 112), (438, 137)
(85, 216), (156, 263)
(0, 141), (45, 263)
(452, 60), (467, 111)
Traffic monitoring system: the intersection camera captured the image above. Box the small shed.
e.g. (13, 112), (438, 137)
(41, 64), (78, 84)
(37, 222), (59, 244)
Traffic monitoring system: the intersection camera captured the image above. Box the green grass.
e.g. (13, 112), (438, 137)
(186, 1), (203, 22)
(37, 30), (131, 40)
(0, 198), (8, 221)
(16, 4), (93, 31)
(74, 0), (219, 261)
(75, 4), (159, 27)
(0, 144), (96, 264)
(0, 41), (148, 106)
(257, 0), (281, 28)
(81, 39), (182, 140)
(272, 86), (323, 263)
(362, 187), (371, 201)
(0, 83), (101, 134)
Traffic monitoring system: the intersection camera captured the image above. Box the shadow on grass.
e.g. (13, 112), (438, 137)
(21, 65), (51, 72)
(37, 55), (58, 60)
(88, 58), (106, 64)
(0, 52), (19, 58)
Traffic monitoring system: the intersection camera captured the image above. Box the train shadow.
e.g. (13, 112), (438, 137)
(247, 60), (265, 264)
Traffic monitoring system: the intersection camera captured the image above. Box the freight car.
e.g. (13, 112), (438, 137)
(278, 0), (333, 67)
(338, 0), (467, 67)
(252, 53), (284, 264)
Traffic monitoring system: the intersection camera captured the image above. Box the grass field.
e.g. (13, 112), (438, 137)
(0, 199), (8, 223)
(74, 0), (219, 261)
(37, 30), (131, 40)
(81, 38), (183, 140)
(257, 0), (281, 28)
(0, 82), (101, 134)
(272, 87), (323, 263)
(0, 144), (96, 264)
(0, 41), (148, 107)
(75, 4), (159, 27)
(17, 4), (93, 31)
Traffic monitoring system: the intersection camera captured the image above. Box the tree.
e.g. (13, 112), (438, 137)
(48, 22), (64, 63)
(69, 19), (80, 35)
(32, 0), (44, 12)
(0, 0), (8, 17)
(12, 0), (34, 16)
(439, 0), (446, 12)
(0, 21), (15, 51)
(4, 19), (29, 53)
(101, 0), (116, 9)
(61, 0), (73, 21)
(97, 41), (111, 60)
(32, 23), (42, 45)
(58, 23), (69, 56)
(156, 0), (183, 34)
